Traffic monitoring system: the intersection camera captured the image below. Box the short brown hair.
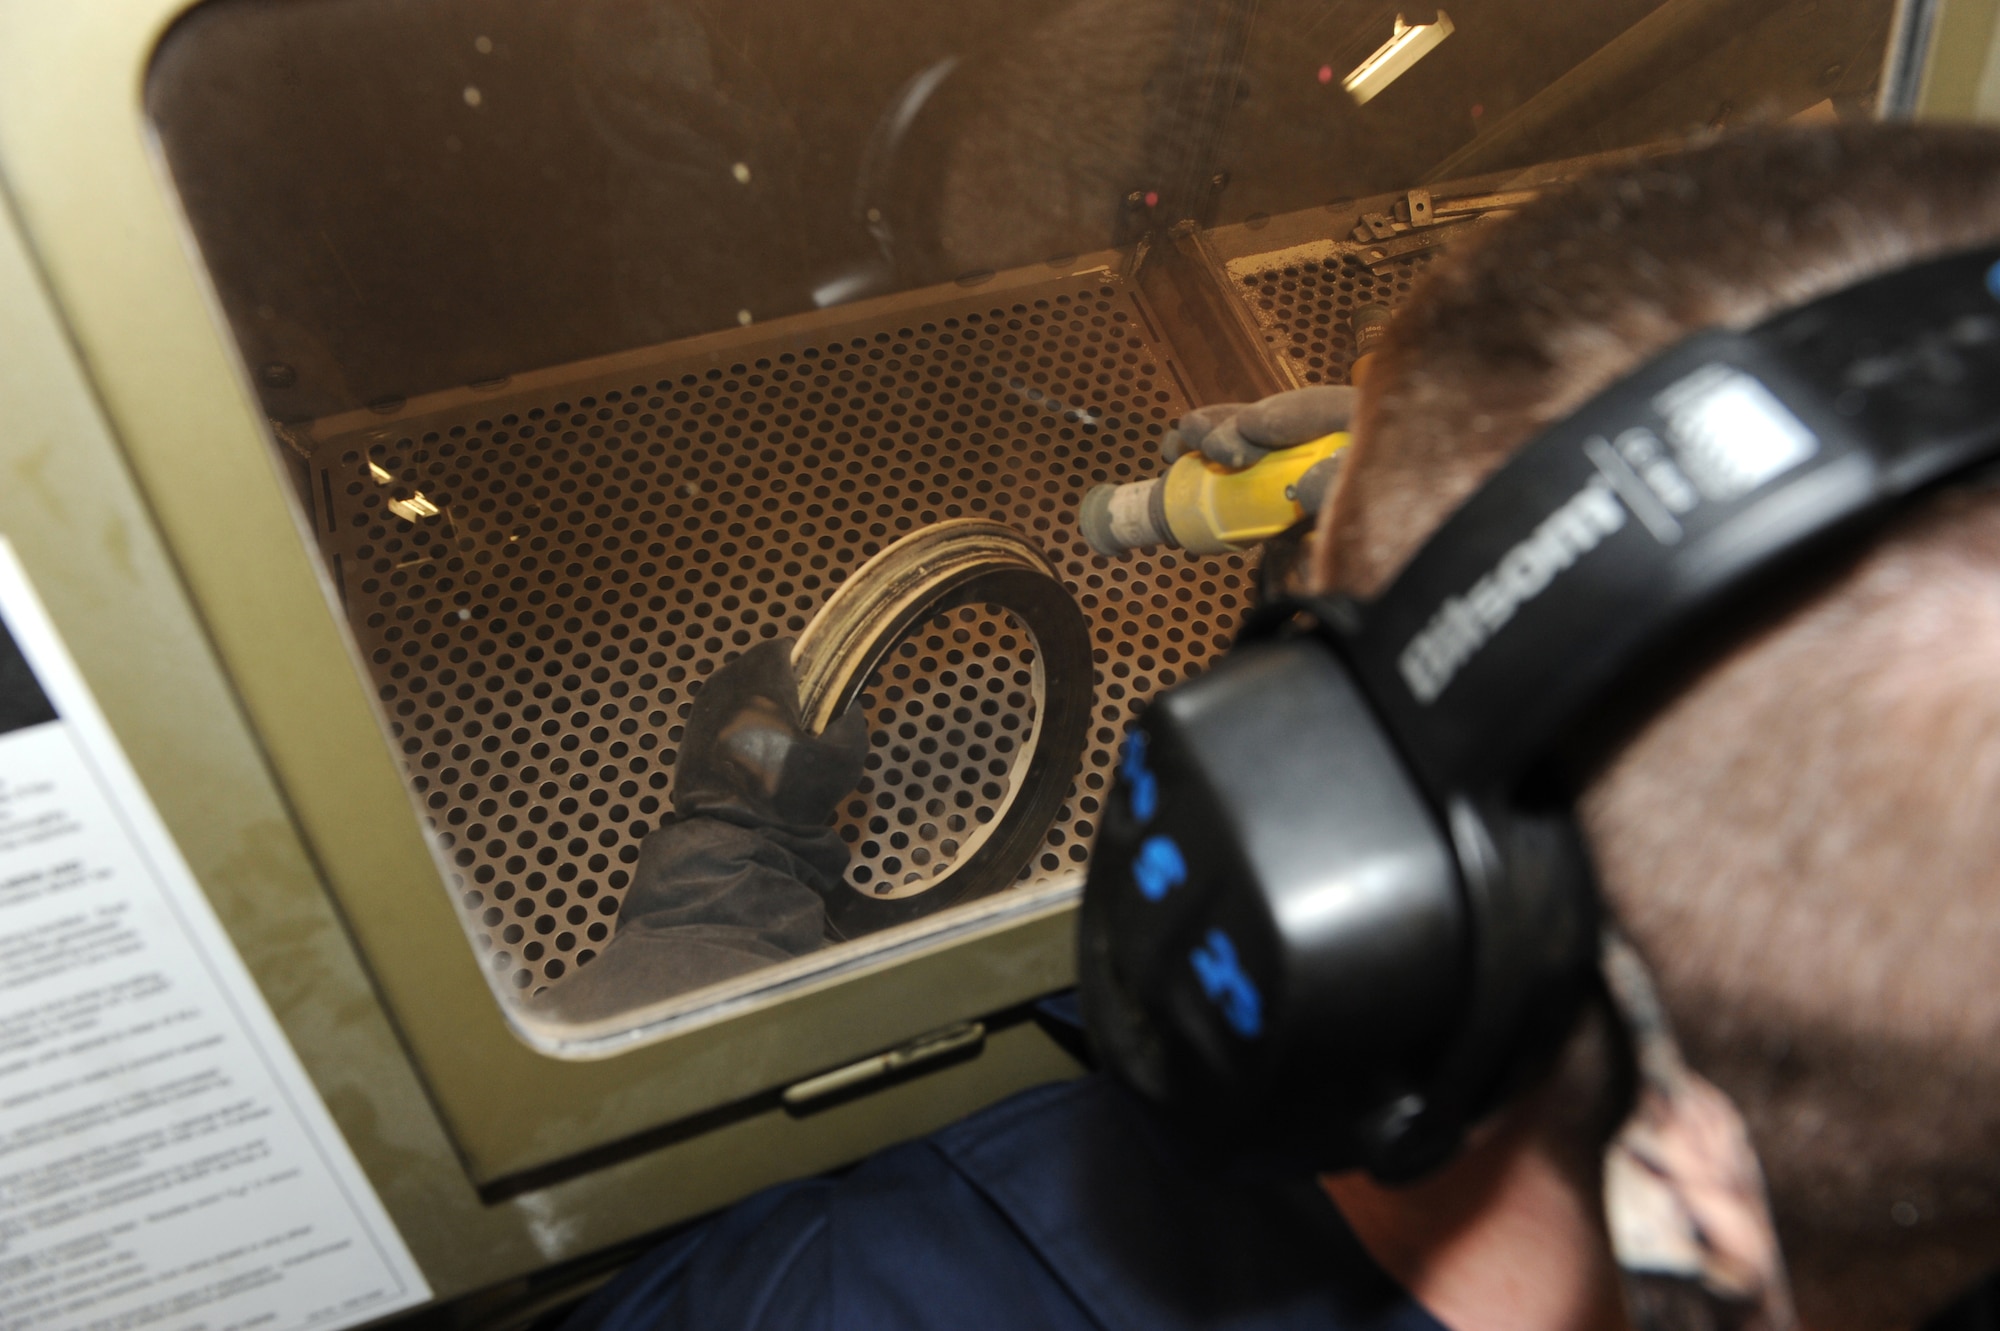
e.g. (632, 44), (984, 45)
(1316, 125), (2000, 1329)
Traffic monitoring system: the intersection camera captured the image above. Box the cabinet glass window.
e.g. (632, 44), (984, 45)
(147, 0), (1899, 1040)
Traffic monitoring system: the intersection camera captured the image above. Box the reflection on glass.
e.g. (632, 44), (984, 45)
(147, 0), (1898, 1034)
(385, 492), (443, 522)
(1342, 11), (1456, 105)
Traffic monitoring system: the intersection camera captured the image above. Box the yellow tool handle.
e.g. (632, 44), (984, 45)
(1162, 431), (1348, 555)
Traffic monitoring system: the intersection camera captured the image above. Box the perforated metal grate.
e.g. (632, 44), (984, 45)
(309, 278), (1254, 1000)
(1232, 250), (1436, 385)
(841, 604), (1041, 897)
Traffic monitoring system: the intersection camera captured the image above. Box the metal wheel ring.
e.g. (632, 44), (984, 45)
(792, 521), (1093, 939)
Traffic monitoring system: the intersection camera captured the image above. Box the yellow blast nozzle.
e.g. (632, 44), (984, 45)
(1079, 431), (1349, 557)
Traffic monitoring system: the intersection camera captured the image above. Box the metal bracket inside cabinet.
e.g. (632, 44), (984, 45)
(1132, 224), (1290, 405)
(1173, 165), (1608, 392)
(1349, 188), (1542, 266)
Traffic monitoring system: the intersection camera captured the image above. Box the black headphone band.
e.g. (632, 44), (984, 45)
(1267, 242), (2000, 804)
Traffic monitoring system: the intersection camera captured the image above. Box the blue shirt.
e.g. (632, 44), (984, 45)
(567, 1074), (1445, 1331)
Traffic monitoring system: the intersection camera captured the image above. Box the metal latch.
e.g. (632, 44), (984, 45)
(782, 1021), (987, 1110)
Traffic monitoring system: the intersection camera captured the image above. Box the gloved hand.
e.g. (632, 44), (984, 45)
(671, 639), (868, 829)
(1160, 384), (1355, 514)
(528, 641), (866, 1020)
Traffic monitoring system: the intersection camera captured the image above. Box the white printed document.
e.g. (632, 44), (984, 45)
(0, 539), (429, 1331)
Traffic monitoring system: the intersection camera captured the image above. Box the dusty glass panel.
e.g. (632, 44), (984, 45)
(145, 0), (1899, 1042)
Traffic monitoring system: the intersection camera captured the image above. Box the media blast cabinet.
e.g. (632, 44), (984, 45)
(0, 0), (1963, 1319)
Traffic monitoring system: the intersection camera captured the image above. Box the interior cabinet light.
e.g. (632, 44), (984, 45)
(1342, 11), (1454, 105)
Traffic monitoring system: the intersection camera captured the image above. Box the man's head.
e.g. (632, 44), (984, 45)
(1314, 125), (2000, 1327)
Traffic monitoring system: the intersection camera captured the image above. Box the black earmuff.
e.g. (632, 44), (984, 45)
(1080, 244), (2000, 1177)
